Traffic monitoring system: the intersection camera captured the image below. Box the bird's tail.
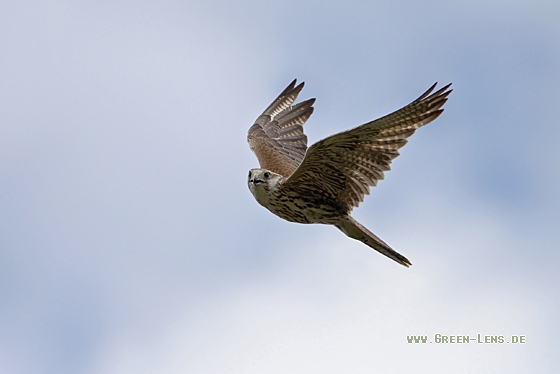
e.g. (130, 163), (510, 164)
(335, 216), (412, 267)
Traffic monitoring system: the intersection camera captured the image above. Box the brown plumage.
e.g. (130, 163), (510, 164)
(247, 79), (452, 267)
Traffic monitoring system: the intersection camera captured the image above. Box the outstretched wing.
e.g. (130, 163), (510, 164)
(248, 79), (315, 177)
(284, 83), (452, 213)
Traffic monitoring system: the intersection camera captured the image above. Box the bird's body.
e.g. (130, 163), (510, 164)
(249, 169), (345, 225)
(247, 80), (452, 267)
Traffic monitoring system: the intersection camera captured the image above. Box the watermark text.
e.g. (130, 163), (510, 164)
(406, 334), (526, 344)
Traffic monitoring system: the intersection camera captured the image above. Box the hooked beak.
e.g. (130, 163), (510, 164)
(251, 176), (264, 185)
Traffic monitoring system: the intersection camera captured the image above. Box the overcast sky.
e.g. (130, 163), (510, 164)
(1, 1), (559, 373)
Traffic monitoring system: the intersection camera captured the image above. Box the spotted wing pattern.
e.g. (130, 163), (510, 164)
(248, 79), (315, 177)
(284, 83), (452, 213)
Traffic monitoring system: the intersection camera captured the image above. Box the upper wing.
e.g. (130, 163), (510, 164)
(247, 79), (315, 177)
(283, 83), (452, 213)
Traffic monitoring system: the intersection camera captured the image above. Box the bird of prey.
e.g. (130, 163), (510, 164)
(247, 80), (451, 267)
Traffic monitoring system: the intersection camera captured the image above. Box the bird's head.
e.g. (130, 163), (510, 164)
(248, 169), (282, 201)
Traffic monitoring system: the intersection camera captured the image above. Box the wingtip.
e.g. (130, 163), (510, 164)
(415, 82), (453, 104)
(280, 79), (305, 96)
(288, 78), (298, 89)
(440, 82), (453, 93)
(287, 78), (297, 90)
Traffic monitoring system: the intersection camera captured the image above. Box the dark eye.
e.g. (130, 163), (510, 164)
(263, 172), (271, 179)
(248, 171), (252, 178)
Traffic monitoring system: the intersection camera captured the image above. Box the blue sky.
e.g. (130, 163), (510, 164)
(1, 1), (559, 373)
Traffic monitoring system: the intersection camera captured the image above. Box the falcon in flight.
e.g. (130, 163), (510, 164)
(247, 80), (451, 267)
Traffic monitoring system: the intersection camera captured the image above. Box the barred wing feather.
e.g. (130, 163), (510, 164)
(247, 79), (315, 177)
(284, 83), (452, 213)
